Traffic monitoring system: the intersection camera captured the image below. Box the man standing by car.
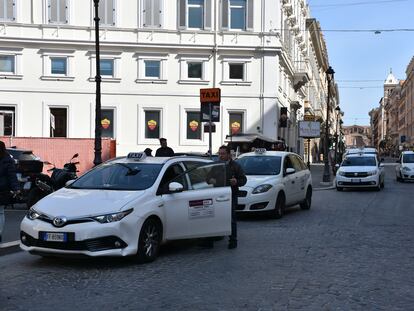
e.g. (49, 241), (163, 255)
(155, 138), (174, 157)
(0, 141), (19, 242)
(207, 145), (246, 249)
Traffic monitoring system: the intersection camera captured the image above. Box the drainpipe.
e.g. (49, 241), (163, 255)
(260, 0), (265, 135)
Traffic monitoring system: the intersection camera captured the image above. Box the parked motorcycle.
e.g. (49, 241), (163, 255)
(27, 153), (79, 208)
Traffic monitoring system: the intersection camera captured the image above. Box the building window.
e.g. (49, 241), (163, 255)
(50, 107), (67, 137)
(101, 109), (115, 138)
(178, 0), (211, 30)
(221, 0), (252, 31)
(48, 0), (68, 24)
(229, 63), (244, 80)
(0, 0), (15, 21)
(51, 57), (67, 75)
(144, 60), (160, 78)
(0, 55), (15, 74)
(188, 62), (202, 79)
(141, 0), (163, 28)
(145, 110), (160, 139)
(100, 59), (114, 77)
(186, 111), (201, 140)
(98, 0), (115, 26)
(0, 106), (15, 136)
(229, 112), (243, 135)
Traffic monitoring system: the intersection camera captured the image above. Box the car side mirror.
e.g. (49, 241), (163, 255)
(65, 179), (75, 187)
(168, 182), (184, 193)
(335, 164), (340, 168)
(379, 163), (385, 168)
(285, 168), (296, 175)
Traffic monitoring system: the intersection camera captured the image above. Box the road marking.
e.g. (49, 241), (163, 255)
(0, 240), (20, 249)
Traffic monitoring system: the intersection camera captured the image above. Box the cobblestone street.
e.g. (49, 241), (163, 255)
(1, 165), (414, 311)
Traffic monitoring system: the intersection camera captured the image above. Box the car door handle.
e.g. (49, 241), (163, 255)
(216, 196), (230, 202)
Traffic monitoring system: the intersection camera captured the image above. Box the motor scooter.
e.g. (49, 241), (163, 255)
(27, 154), (79, 208)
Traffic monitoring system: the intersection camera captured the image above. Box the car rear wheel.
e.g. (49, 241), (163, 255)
(300, 187), (312, 210)
(272, 193), (285, 219)
(336, 186), (343, 191)
(136, 218), (161, 263)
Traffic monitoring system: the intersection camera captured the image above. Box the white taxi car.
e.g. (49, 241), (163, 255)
(20, 153), (232, 262)
(395, 151), (414, 182)
(235, 150), (313, 218)
(336, 153), (385, 191)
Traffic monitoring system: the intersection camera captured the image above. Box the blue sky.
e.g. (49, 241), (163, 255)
(308, 0), (414, 126)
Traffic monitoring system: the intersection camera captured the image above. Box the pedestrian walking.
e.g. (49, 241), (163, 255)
(0, 141), (20, 243)
(155, 138), (174, 157)
(203, 145), (247, 249)
(144, 148), (153, 157)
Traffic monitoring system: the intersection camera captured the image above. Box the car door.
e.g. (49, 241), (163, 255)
(292, 155), (310, 201)
(282, 155), (298, 205)
(160, 162), (232, 240)
(288, 155), (304, 203)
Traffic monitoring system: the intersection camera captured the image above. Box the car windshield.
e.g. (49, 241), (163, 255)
(237, 156), (282, 175)
(69, 162), (163, 190)
(403, 154), (414, 163)
(342, 157), (376, 167)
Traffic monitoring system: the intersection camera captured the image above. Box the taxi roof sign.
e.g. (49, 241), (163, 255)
(127, 152), (146, 161)
(254, 148), (267, 154)
(200, 88), (221, 103)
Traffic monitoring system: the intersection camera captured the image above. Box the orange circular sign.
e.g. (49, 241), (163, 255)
(189, 120), (199, 132)
(147, 120), (157, 131)
(101, 118), (111, 129)
(231, 121), (241, 134)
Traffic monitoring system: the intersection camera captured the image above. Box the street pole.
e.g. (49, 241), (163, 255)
(323, 66), (335, 182)
(208, 102), (212, 159)
(307, 138), (311, 168)
(93, 0), (102, 166)
(334, 108), (340, 165)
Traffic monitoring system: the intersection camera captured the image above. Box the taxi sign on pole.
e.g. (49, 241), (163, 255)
(200, 88), (221, 103)
(304, 114), (316, 122)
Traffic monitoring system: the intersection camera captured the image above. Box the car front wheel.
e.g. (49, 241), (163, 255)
(136, 218), (162, 263)
(272, 193), (285, 219)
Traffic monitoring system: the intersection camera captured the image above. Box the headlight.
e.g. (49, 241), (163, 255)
(252, 184), (272, 194)
(27, 208), (40, 220)
(402, 167), (411, 172)
(92, 209), (133, 224)
(367, 170), (377, 176)
(338, 171), (346, 176)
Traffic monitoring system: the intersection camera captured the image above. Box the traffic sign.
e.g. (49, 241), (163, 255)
(200, 88), (221, 103)
(204, 123), (216, 133)
(304, 114), (316, 121)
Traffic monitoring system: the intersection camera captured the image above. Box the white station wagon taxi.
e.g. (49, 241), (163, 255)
(336, 153), (385, 191)
(235, 150), (313, 218)
(20, 153), (232, 262)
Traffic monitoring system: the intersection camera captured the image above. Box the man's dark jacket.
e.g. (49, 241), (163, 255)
(155, 147), (174, 157)
(227, 160), (247, 195)
(0, 154), (19, 192)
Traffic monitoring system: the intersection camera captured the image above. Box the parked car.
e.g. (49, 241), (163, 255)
(395, 151), (414, 182)
(336, 153), (385, 191)
(20, 153), (232, 262)
(235, 149), (312, 218)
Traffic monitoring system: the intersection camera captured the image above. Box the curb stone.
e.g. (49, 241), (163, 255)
(0, 240), (21, 256)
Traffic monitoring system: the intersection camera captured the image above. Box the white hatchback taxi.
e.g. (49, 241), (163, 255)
(20, 153), (232, 262)
(395, 151), (414, 182)
(336, 153), (385, 191)
(235, 150), (313, 218)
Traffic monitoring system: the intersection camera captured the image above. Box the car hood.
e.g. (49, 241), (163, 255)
(33, 187), (146, 218)
(401, 163), (414, 169)
(339, 166), (377, 173)
(243, 175), (279, 189)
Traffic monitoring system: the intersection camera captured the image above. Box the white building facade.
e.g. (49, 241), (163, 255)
(0, 0), (327, 156)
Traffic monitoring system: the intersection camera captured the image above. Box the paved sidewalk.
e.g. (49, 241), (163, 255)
(310, 163), (335, 190)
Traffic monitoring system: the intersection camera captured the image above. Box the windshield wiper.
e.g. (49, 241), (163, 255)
(114, 163), (140, 176)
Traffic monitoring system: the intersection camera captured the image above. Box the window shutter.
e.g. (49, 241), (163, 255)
(6, 0), (14, 20)
(98, 0), (105, 24)
(204, 0), (211, 30)
(178, 0), (186, 29)
(48, 0), (53, 22)
(110, 0), (115, 25)
(246, 0), (253, 31)
(59, 0), (67, 23)
(221, 0), (228, 31)
(153, 0), (162, 28)
(143, 0), (152, 27)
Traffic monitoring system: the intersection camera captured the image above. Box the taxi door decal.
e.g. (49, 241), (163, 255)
(188, 199), (214, 219)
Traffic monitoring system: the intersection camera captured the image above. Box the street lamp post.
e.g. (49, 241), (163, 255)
(334, 106), (341, 165)
(93, 0), (102, 166)
(323, 66), (335, 183)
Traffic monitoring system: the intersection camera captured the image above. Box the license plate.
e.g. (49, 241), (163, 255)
(351, 179), (361, 183)
(42, 232), (67, 242)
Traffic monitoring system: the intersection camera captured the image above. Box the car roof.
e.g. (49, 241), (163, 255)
(238, 151), (292, 158)
(402, 151), (414, 155)
(346, 153), (377, 158)
(107, 155), (212, 165)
